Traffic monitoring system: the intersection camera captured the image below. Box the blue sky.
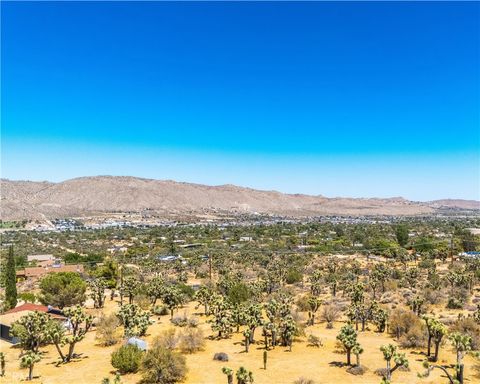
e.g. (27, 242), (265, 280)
(2, 1), (479, 201)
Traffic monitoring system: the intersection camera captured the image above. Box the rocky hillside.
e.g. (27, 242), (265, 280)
(1, 176), (479, 220)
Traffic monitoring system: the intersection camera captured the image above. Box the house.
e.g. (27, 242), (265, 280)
(239, 236), (253, 242)
(16, 264), (85, 281)
(0, 303), (66, 343)
(157, 255), (179, 262)
(27, 255), (55, 264)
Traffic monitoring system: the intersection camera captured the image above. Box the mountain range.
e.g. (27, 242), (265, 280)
(1, 176), (479, 221)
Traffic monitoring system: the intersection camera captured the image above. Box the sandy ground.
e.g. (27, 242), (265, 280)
(1, 297), (478, 384)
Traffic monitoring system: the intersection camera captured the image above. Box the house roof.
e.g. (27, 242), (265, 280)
(0, 303), (65, 326)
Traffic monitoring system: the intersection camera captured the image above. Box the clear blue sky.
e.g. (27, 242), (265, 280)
(2, 1), (479, 201)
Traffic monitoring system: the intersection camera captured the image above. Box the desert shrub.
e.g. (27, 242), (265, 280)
(399, 323), (426, 348)
(390, 268), (402, 280)
(179, 327), (205, 354)
(153, 305), (169, 316)
(213, 352), (229, 361)
(450, 317), (480, 350)
(177, 284), (195, 301)
(294, 378), (315, 384)
(226, 282), (251, 304)
(96, 313), (121, 346)
(320, 303), (341, 328)
(19, 292), (36, 303)
(447, 297), (465, 309)
(187, 317), (199, 328)
(152, 329), (179, 350)
(423, 288), (444, 305)
(307, 334), (322, 347)
(389, 308), (420, 339)
(296, 295), (310, 312)
(418, 258), (436, 270)
(292, 310), (306, 337)
(111, 344), (143, 374)
(140, 345), (187, 384)
(446, 288), (469, 309)
(346, 365), (366, 375)
(135, 294), (151, 310)
(285, 269), (303, 284)
(374, 368), (389, 377)
(171, 313), (188, 327)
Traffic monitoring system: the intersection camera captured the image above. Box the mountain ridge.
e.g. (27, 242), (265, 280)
(1, 176), (479, 220)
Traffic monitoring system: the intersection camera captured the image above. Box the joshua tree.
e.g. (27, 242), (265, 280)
(336, 323), (358, 365)
(449, 332), (471, 384)
(209, 297), (233, 339)
(371, 264), (388, 293)
(380, 344), (408, 381)
(10, 311), (51, 354)
(279, 315), (297, 351)
(263, 350), (268, 370)
(236, 366), (254, 384)
(309, 270), (323, 296)
(307, 296), (322, 326)
(194, 285), (214, 315)
(231, 303), (247, 333)
(117, 303), (152, 337)
(409, 295), (424, 316)
(325, 260), (340, 296)
(372, 305), (388, 332)
(245, 303), (263, 343)
(120, 275), (139, 304)
(89, 277), (107, 309)
(352, 343), (363, 367)
(47, 305), (93, 363)
(146, 276), (165, 306)
(243, 328), (252, 353)
(422, 315), (435, 358)
(419, 333), (471, 384)
(0, 352), (5, 377)
(431, 320), (448, 362)
(162, 285), (184, 318)
(222, 367), (234, 384)
(20, 351), (41, 381)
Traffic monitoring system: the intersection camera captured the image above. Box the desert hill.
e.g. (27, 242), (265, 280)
(1, 176), (479, 220)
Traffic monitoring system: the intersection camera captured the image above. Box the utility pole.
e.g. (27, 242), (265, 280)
(209, 254), (213, 281)
(450, 236), (454, 264)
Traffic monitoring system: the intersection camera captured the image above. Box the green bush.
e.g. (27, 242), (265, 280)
(226, 282), (251, 304)
(141, 345), (187, 383)
(446, 297), (464, 309)
(111, 344), (143, 374)
(177, 284), (195, 300)
(19, 292), (36, 303)
(286, 269), (303, 284)
(152, 305), (169, 316)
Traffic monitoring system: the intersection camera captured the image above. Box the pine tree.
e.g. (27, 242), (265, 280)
(5, 246), (17, 310)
